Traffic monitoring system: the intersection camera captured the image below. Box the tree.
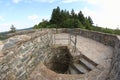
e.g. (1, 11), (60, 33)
(114, 28), (120, 35)
(50, 6), (61, 27)
(62, 18), (83, 28)
(71, 9), (75, 18)
(87, 16), (93, 25)
(60, 9), (70, 27)
(35, 6), (95, 29)
(38, 19), (49, 28)
(33, 24), (38, 29)
(78, 11), (85, 25)
(10, 24), (16, 32)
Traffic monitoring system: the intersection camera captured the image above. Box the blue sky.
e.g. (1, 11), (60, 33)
(0, 0), (120, 32)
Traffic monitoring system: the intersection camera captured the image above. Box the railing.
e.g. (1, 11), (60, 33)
(69, 29), (77, 53)
(52, 29), (77, 53)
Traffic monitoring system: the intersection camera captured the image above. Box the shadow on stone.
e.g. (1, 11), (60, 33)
(44, 46), (72, 74)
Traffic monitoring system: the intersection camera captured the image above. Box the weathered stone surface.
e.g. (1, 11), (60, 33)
(0, 30), (53, 80)
(0, 41), (3, 57)
(4, 73), (16, 80)
(18, 35), (31, 41)
(0, 51), (3, 57)
(2, 35), (31, 51)
(0, 29), (119, 80)
(3, 42), (16, 50)
(108, 37), (120, 80)
(8, 38), (20, 44)
(0, 41), (3, 45)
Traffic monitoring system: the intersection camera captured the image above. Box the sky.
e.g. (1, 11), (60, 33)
(0, 0), (120, 32)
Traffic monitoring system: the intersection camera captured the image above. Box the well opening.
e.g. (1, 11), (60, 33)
(44, 46), (72, 74)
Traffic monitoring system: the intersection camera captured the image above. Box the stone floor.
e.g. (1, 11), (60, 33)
(54, 33), (113, 65)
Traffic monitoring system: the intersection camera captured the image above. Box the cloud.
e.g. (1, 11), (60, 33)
(0, 14), (50, 32)
(61, 0), (79, 3)
(28, 14), (39, 20)
(81, 0), (120, 29)
(0, 23), (12, 32)
(12, 0), (22, 3)
(0, 21), (33, 32)
(28, 14), (50, 24)
(27, 0), (56, 3)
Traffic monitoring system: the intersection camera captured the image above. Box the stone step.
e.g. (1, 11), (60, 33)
(68, 66), (79, 74)
(73, 63), (89, 73)
(79, 55), (97, 70)
(78, 60), (91, 71)
(69, 64), (84, 74)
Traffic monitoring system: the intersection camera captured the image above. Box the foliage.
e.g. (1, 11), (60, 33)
(92, 26), (120, 35)
(33, 6), (120, 35)
(114, 28), (120, 35)
(10, 24), (16, 33)
(33, 6), (93, 29)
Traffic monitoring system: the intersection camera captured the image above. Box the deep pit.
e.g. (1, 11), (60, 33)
(44, 45), (99, 75)
(44, 46), (73, 74)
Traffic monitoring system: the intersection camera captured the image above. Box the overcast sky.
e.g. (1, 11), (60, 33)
(0, 0), (120, 32)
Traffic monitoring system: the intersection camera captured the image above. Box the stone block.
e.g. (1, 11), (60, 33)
(2, 42), (16, 51)
(5, 51), (14, 61)
(4, 73), (16, 80)
(1, 64), (9, 73)
(0, 73), (7, 80)
(16, 67), (26, 77)
(17, 72), (27, 80)
(9, 57), (21, 68)
(0, 51), (3, 57)
(21, 55), (31, 62)
(18, 35), (31, 42)
(8, 38), (20, 44)
(0, 41), (3, 45)
(16, 62), (23, 69)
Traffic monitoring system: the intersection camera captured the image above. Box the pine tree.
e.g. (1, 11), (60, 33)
(50, 6), (61, 27)
(87, 16), (93, 25)
(71, 9), (75, 16)
(10, 24), (16, 32)
(71, 9), (76, 18)
(78, 11), (85, 25)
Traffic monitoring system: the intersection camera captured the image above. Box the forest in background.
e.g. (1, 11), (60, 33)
(33, 7), (119, 35)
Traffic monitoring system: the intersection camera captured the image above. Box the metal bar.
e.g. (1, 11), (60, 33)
(68, 33), (71, 45)
(71, 39), (75, 44)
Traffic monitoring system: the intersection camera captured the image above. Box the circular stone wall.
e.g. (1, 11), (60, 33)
(44, 46), (73, 74)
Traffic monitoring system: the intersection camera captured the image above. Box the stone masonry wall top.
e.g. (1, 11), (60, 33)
(54, 28), (120, 80)
(0, 28), (120, 80)
(0, 29), (53, 80)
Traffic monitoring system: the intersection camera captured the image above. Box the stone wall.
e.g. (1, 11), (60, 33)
(108, 36), (120, 80)
(5, 30), (36, 38)
(0, 28), (120, 80)
(55, 28), (120, 80)
(77, 29), (117, 47)
(0, 30), (53, 80)
(75, 29), (120, 80)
